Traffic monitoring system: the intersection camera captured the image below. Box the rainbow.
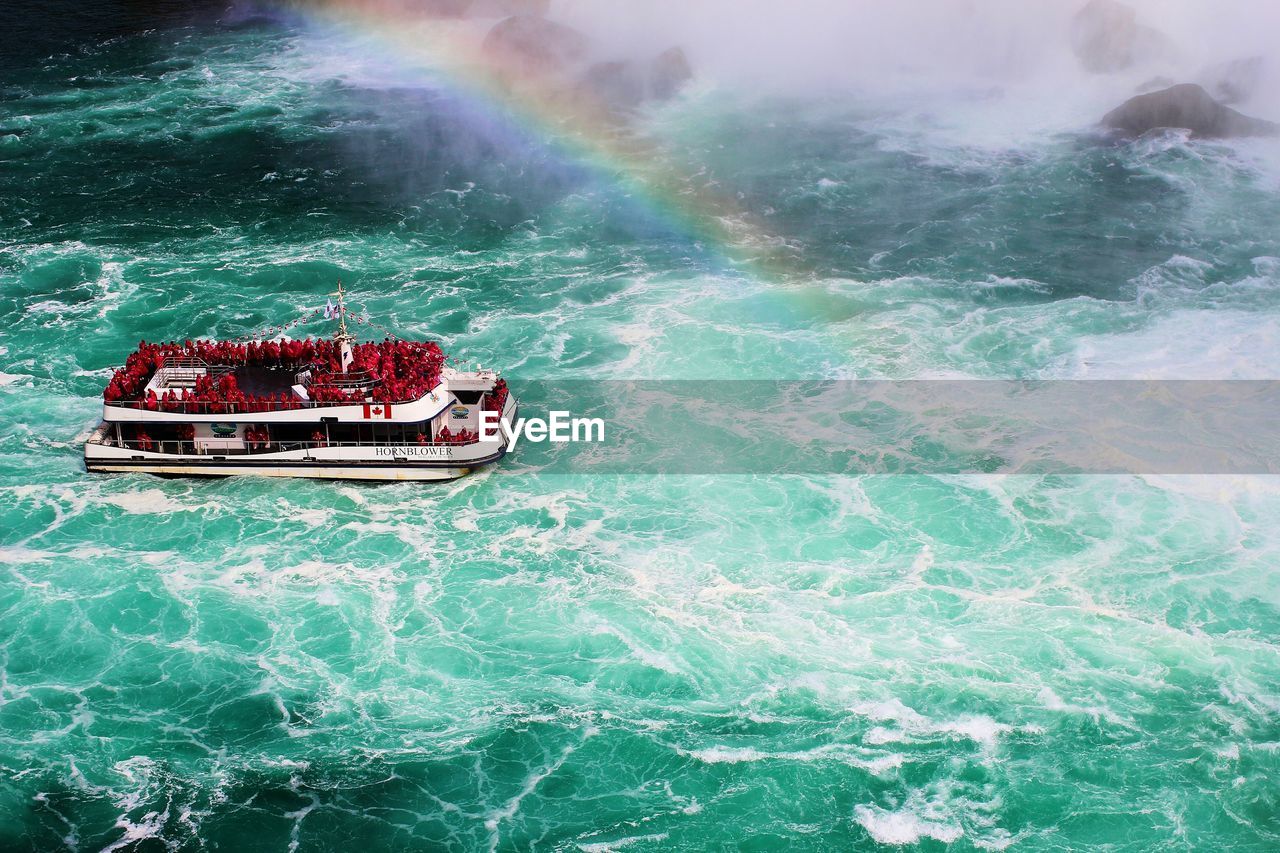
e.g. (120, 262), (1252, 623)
(279, 1), (837, 333)
(279, 3), (783, 254)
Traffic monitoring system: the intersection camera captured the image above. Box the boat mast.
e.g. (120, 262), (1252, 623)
(333, 280), (354, 373)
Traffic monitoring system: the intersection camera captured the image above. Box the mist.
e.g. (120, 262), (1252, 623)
(551, 0), (1280, 129)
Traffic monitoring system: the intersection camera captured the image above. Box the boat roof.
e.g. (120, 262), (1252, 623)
(105, 336), (445, 400)
(95, 284), (509, 420)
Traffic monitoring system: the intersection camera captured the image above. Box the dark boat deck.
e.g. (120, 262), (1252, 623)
(229, 365), (304, 397)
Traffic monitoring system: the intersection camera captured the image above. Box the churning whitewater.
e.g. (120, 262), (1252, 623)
(2, 1), (1280, 850)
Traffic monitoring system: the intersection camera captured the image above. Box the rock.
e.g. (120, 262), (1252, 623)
(580, 61), (647, 110)
(1101, 83), (1278, 139)
(1199, 56), (1265, 105)
(481, 15), (589, 78)
(578, 48), (694, 112)
(649, 47), (692, 100)
(1070, 0), (1174, 73)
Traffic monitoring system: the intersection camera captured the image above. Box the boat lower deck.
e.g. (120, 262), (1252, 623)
(84, 395), (518, 481)
(83, 425), (510, 482)
(85, 459), (479, 481)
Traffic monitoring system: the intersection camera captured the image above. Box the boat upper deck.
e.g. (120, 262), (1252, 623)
(104, 336), (449, 414)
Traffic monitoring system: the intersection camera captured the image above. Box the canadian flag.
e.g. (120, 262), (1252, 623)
(362, 403), (392, 419)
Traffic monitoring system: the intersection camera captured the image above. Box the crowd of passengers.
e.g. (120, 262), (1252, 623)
(104, 337), (447, 411)
(484, 378), (510, 413)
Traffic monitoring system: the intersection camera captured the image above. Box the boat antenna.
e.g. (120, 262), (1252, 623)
(333, 279), (355, 373)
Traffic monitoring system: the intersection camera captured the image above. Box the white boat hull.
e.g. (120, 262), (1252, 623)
(85, 461), (477, 481)
(84, 396), (517, 482)
(84, 442), (505, 481)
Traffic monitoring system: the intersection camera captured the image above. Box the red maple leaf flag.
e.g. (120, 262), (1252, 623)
(363, 403), (393, 419)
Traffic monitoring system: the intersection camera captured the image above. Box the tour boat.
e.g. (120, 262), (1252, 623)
(83, 285), (516, 481)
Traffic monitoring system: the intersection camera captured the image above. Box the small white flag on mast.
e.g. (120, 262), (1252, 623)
(323, 298), (336, 320)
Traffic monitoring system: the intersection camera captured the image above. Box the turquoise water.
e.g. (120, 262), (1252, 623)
(3, 11), (1280, 851)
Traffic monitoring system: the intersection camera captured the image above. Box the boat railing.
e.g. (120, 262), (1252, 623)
(105, 395), (429, 412)
(153, 357), (235, 385)
(90, 437), (482, 455)
(312, 369), (378, 389)
(158, 356), (221, 370)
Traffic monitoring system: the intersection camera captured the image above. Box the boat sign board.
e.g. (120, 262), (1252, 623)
(374, 445), (451, 458)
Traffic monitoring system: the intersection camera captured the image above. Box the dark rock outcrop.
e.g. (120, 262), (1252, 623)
(578, 47), (693, 111)
(1101, 83), (1278, 139)
(580, 61), (647, 110)
(482, 15), (589, 77)
(649, 47), (693, 100)
(481, 17), (691, 114)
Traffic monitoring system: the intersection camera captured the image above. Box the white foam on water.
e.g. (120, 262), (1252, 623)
(1137, 474), (1280, 503)
(480, 490), (582, 556)
(100, 810), (170, 853)
(273, 500), (334, 528)
(609, 321), (661, 375)
(576, 833), (670, 853)
(0, 546), (56, 564)
(853, 803), (963, 846)
(1037, 687), (1131, 728)
(100, 489), (220, 515)
(277, 559), (363, 583)
(65, 545), (113, 562)
(452, 511), (480, 532)
(25, 299), (68, 316)
(1059, 309), (1280, 379)
(0, 484), (44, 499)
(585, 617), (685, 676)
(484, 741), (582, 839)
(681, 744), (904, 775)
(907, 544), (934, 583)
(93, 261), (128, 319)
(96, 757), (174, 853)
(862, 718), (1008, 751)
(338, 486), (366, 506)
